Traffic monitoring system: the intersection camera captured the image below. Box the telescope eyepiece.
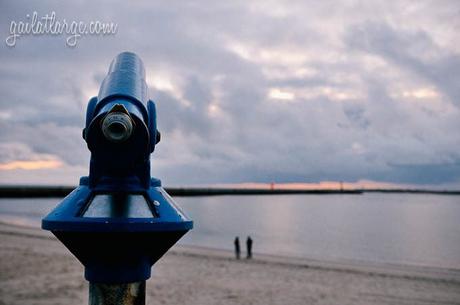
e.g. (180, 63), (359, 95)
(102, 112), (134, 143)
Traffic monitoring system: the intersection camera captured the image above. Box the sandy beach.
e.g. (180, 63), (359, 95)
(1, 223), (459, 305)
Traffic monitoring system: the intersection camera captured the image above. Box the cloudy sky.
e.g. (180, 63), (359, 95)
(0, 0), (459, 187)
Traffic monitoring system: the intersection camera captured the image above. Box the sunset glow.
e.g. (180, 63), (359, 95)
(0, 160), (63, 170)
(212, 180), (423, 190)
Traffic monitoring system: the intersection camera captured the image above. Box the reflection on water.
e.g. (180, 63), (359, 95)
(0, 193), (459, 268)
(0, 198), (56, 227)
(177, 193), (460, 269)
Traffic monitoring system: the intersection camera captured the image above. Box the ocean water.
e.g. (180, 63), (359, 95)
(0, 193), (459, 269)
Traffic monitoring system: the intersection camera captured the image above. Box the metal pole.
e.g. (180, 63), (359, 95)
(89, 281), (146, 305)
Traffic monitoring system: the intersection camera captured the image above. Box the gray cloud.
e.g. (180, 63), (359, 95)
(345, 21), (460, 106)
(1, 1), (459, 186)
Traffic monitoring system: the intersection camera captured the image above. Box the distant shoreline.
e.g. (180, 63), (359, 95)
(0, 185), (459, 197)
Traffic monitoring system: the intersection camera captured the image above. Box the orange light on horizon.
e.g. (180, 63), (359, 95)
(213, 180), (417, 190)
(0, 160), (63, 170)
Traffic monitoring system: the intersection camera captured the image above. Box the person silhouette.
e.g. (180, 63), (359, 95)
(234, 236), (240, 259)
(246, 236), (253, 259)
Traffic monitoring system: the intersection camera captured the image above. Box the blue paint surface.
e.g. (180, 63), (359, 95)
(41, 52), (192, 283)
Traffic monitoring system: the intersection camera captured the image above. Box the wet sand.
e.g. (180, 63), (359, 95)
(0, 223), (459, 305)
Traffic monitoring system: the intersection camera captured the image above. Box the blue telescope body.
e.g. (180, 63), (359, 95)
(42, 52), (193, 283)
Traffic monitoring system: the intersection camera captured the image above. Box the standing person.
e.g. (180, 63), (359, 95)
(246, 236), (253, 259)
(234, 236), (240, 259)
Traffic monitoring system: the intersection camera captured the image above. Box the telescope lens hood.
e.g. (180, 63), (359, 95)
(101, 111), (134, 143)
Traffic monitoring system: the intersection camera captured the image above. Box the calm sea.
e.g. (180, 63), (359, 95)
(1, 193), (459, 269)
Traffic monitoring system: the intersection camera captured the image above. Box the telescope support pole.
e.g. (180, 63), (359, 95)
(89, 281), (146, 305)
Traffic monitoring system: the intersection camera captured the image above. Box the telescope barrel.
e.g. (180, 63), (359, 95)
(82, 52), (160, 185)
(98, 52), (148, 105)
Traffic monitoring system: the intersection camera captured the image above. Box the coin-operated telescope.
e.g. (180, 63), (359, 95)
(42, 52), (193, 304)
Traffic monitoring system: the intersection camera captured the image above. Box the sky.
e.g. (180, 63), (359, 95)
(0, 0), (459, 188)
